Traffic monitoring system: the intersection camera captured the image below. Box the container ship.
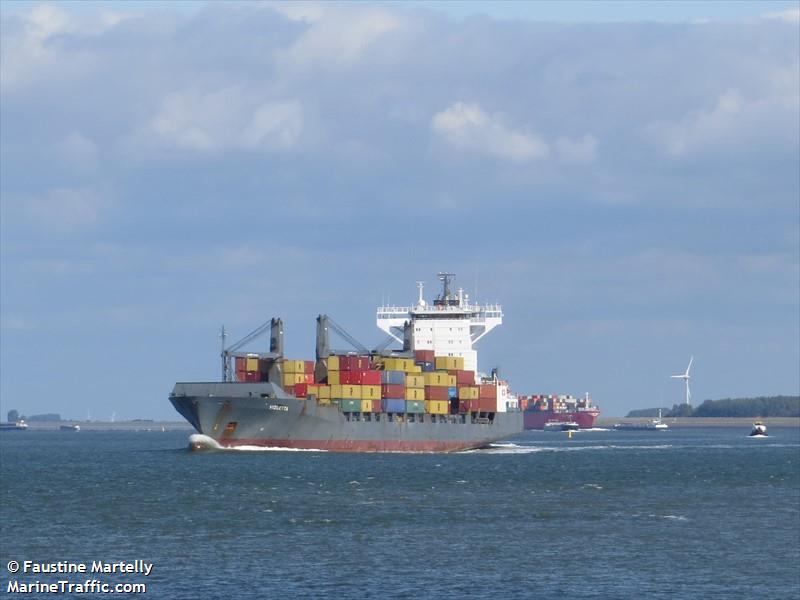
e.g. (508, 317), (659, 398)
(169, 274), (523, 452)
(519, 393), (600, 430)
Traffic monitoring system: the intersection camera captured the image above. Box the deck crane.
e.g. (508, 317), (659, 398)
(219, 318), (283, 382)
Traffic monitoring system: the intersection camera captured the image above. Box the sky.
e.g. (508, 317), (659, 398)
(1, 1), (798, 420)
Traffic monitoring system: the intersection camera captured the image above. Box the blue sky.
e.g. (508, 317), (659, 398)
(1, 1), (798, 420)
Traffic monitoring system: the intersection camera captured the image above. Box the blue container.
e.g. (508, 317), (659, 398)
(380, 370), (406, 385)
(421, 361), (435, 372)
(448, 386), (458, 399)
(382, 398), (406, 413)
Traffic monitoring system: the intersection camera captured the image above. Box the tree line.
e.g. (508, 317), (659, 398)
(627, 396), (799, 418)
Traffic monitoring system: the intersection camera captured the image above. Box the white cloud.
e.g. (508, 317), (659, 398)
(55, 132), (99, 172)
(144, 89), (303, 153)
(555, 135), (598, 163)
(431, 102), (550, 162)
(762, 8), (800, 23)
(241, 102), (304, 149)
(273, 3), (405, 68)
(1, 3), (133, 91)
(644, 83), (799, 158)
(25, 186), (110, 233)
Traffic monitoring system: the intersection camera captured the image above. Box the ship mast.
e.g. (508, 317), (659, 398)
(220, 325), (228, 381)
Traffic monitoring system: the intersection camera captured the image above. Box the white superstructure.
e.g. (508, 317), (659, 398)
(375, 273), (503, 374)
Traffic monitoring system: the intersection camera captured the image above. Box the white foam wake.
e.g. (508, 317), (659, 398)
(469, 443), (675, 454)
(187, 434), (327, 452)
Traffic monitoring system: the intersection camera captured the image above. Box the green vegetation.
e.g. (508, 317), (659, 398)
(626, 407), (670, 418)
(627, 396), (800, 418)
(26, 413), (62, 422)
(690, 396), (799, 417)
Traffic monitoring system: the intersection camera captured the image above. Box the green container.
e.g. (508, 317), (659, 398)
(340, 399), (361, 412)
(406, 400), (425, 413)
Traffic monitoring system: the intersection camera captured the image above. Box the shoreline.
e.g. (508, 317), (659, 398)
(3, 420), (194, 431)
(6, 417), (799, 431)
(597, 416), (800, 428)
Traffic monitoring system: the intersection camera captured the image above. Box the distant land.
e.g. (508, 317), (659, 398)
(626, 396), (800, 418)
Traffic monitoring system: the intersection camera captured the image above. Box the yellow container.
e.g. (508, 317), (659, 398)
(458, 386), (479, 400)
(327, 356), (340, 371)
(317, 385), (331, 399)
(405, 387), (425, 401)
(283, 373), (306, 386)
(360, 399), (374, 413)
(423, 372), (449, 386)
(425, 400), (449, 415)
(435, 356), (465, 371)
(317, 398), (331, 406)
(330, 384), (343, 399)
(447, 375), (457, 388)
(341, 384), (362, 399)
(328, 371), (340, 385)
(306, 385), (318, 397)
(362, 385), (381, 400)
(246, 357), (259, 371)
(406, 374), (425, 389)
(383, 357), (414, 372)
(283, 359), (305, 374)
(408, 364), (422, 373)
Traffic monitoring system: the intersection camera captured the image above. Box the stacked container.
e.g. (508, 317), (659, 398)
(235, 354), (263, 382)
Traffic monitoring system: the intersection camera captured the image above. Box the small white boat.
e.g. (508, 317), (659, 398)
(750, 420), (767, 437)
(0, 419), (28, 431)
(614, 409), (669, 431)
(59, 424), (80, 431)
(544, 421), (580, 432)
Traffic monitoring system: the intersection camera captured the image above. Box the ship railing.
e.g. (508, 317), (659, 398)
(377, 303), (503, 316)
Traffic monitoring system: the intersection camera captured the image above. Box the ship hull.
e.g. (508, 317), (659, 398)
(171, 382), (523, 453)
(523, 409), (599, 430)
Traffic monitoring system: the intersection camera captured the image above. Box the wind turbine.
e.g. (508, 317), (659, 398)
(671, 356), (693, 405)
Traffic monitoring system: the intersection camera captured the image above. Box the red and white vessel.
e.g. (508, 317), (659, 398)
(519, 393), (600, 430)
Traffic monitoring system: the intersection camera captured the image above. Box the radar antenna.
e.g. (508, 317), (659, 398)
(435, 272), (458, 307)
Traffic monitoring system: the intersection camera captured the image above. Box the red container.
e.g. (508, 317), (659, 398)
(235, 357), (247, 372)
(415, 349), (435, 364)
(244, 371), (260, 383)
(294, 383), (309, 397)
(467, 399), (480, 412)
(339, 356), (370, 371)
(304, 373), (314, 384)
(304, 360), (315, 374)
(479, 385), (497, 399)
(425, 386), (449, 401)
(458, 400), (469, 413)
(339, 371), (356, 385)
(371, 399), (383, 413)
(455, 370), (475, 385)
(477, 398), (496, 412)
(359, 371), (381, 385)
(381, 384), (405, 399)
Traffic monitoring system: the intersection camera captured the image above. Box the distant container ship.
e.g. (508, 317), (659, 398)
(519, 394), (600, 430)
(170, 274), (524, 452)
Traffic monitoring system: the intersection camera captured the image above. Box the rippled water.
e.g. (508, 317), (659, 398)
(2, 427), (798, 599)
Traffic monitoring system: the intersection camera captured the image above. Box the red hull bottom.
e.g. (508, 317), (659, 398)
(523, 410), (599, 430)
(219, 438), (488, 452)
